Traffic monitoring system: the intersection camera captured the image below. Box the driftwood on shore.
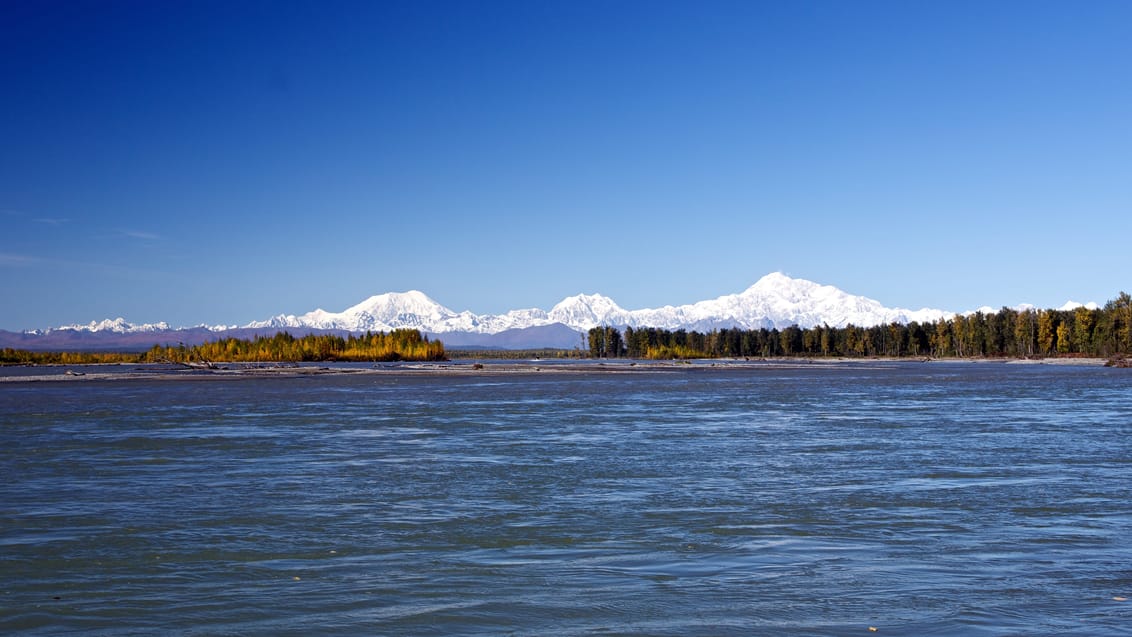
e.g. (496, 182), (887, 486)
(159, 357), (219, 370)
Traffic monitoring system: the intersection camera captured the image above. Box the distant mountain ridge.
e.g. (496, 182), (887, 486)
(3, 272), (1100, 351)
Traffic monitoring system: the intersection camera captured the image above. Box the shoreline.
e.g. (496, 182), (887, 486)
(0, 356), (1118, 383)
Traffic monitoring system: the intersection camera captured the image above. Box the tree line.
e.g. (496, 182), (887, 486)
(586, 292), (1132, 360)
(1, 329), (446, 365)
(142, 330), (446, 363)
(0, 349), (141, 365)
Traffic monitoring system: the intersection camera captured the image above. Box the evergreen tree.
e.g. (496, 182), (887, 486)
(1107, 292), (1132, 354)
(588, 327), (606, 358)
(604, 326), (623, 358)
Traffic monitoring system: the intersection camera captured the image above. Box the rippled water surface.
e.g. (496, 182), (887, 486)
(2, 362), (1131, 635)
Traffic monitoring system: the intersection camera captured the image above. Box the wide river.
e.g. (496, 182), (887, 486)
(2, 361), (1130, 635)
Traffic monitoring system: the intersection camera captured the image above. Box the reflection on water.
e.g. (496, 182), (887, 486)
(2, 363), (1131, 635)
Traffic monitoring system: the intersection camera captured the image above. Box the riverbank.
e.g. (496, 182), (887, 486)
(0, 356), (1120, 382)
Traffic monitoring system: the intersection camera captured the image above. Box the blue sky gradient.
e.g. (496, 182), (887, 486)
(3, 1), (1130, 330)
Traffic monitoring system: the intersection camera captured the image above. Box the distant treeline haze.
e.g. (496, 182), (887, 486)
(587, 293), (1132, 359)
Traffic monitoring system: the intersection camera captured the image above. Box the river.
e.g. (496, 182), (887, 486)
(2, 361), (1130, 635)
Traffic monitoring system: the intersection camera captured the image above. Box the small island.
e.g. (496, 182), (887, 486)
(0, 329), (446, 367)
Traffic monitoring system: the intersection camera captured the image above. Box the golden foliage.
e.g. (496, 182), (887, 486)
(140, 330), (445, 363)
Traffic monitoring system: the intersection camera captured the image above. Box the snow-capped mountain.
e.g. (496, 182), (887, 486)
(1057, 300), (1100, 312)
(548, 294), (634, 329)
(601, 272), (947, 331)
(247, 290), (556, 334)
(965, 299), (1102, 316)
(29, 317), (172, 335)
(241, 272), (950, 335)
(27, 317), (233, 335)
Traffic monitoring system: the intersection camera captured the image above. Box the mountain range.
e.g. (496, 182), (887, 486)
(246, 272), (949, 335)
(0, 272), (1097, 351)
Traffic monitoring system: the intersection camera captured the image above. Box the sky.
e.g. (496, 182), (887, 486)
(2, 0), (1130, 330)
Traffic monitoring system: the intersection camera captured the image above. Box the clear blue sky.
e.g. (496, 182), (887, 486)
(3, 0), (1130, 330)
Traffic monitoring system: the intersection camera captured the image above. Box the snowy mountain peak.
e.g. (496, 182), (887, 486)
(340, 290), (453, 322)
(245, 290), (462, 332)
(747, 271), (810, 292)
(743, 272), (837, 301)
(548, 293), (632, 329)
(1058, 300), (1100, 312)
(551, 293), (624, 314)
